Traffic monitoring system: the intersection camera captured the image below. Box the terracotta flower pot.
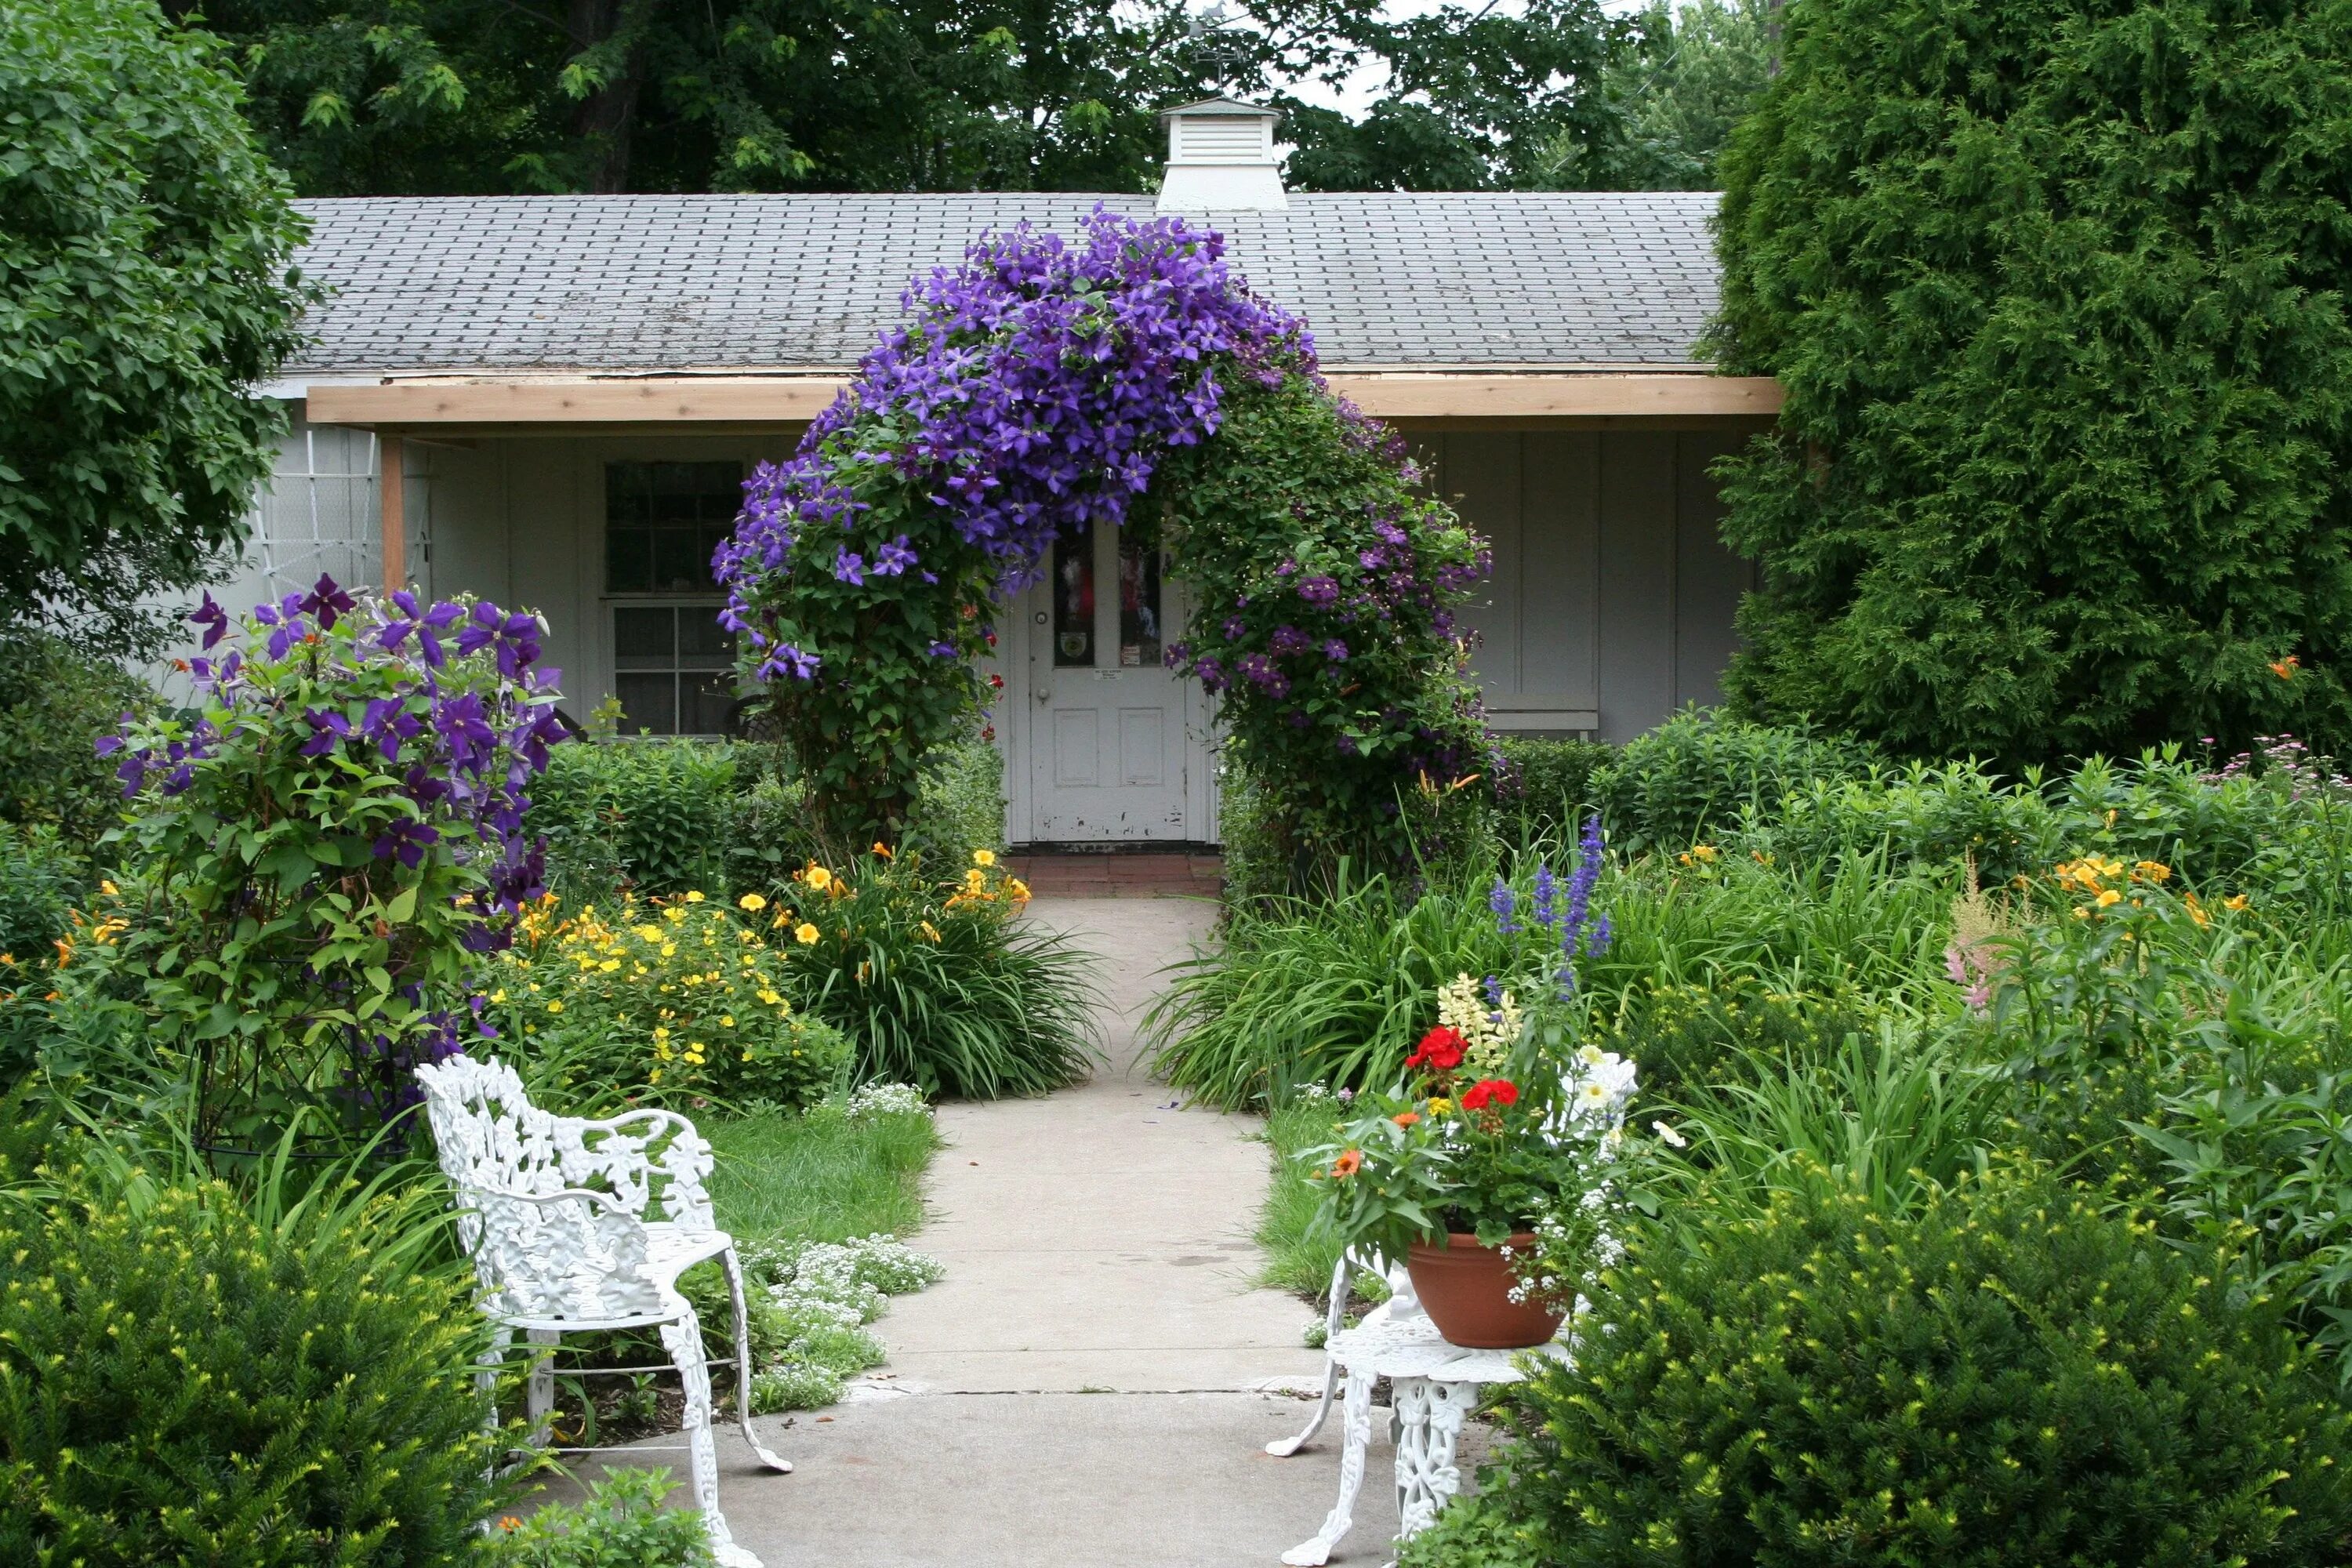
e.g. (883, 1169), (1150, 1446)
(1405, 1232), (1564, 1349)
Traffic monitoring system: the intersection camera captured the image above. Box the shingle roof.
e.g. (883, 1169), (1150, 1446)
(286, 191), (1722, 376)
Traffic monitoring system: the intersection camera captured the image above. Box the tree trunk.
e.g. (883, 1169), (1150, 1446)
(568, 0), (646, 192)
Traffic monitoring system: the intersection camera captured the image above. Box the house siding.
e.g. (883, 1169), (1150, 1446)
(217, 418), (1755, 833)
(1425, 429), (1755, 742)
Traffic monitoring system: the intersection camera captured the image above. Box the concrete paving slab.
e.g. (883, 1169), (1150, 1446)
(877, 898), (1328, 1397)
(596, 1391), (1462, 1568)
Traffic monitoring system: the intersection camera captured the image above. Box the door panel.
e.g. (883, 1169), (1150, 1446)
(1024, 524), (1192, 841)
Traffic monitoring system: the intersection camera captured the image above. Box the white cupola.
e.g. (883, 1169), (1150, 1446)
(1156, 96), (1287, 212)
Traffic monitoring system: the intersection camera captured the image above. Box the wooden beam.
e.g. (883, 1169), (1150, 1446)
(1329, 372), (1783, 419)
(379, 434), (405, 592)
(310, 378), (850, 427)
(307, 371), (1783, 429)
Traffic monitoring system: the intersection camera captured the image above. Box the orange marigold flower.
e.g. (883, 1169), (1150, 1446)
(1330, 1149), (1363, 1179)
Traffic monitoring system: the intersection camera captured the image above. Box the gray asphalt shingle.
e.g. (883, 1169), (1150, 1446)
(287, 191), (1722, 375)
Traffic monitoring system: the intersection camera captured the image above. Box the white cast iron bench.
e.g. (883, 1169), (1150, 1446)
(416, 1055), (789, 1568)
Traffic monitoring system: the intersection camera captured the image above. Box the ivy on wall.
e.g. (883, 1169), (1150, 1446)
(718, 209), (1492, 875)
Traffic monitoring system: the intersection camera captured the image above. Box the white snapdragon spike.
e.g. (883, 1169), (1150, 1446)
(1438, 971), (1523, 1079)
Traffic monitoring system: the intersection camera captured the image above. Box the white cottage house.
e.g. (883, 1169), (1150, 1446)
(228, 100), (1779, 848)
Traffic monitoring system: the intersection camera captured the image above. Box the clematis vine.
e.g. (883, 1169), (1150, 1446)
(717, 206), (1492, 869)
(96, 577), (571, 1146)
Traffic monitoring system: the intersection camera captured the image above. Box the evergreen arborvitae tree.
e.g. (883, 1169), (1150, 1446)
(1708, 0), (2352, 764)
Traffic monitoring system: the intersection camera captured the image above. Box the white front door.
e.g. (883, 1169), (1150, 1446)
(1018, 519), (1200, 843)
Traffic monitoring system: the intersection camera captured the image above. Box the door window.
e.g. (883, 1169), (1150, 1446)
(1117, 535), (1163, 667)
(1052, 519), (1096, 667)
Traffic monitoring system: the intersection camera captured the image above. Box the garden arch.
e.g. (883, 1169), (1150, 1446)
(718, 209), (1494, 877)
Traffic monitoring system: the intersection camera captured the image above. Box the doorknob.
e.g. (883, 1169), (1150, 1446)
(1035, 688), (1051, 703)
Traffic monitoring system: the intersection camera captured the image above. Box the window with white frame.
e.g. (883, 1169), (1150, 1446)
(604, 461), (742, 736)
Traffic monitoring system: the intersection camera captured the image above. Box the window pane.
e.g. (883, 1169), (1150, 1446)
(615, 673), (677, 736)
(654, 527), (711, 592)
(1118, 535), (1162, 668)
(614, 607), (675, 669)
(605, 527), (652, 593)
(677, 608), (735, 668)
(1052, 520), (1094, 668)
(683, 672), (736, 736)
(608, 461), (739, 593)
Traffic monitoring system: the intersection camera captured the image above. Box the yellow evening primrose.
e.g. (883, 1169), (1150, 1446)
(795, 922), (820, 945)
(546, 1000), (564, 1014)
(720, 1015), (735, 1029)
(490, 989), (506, 1004)
(599, 958), (620, 971)
(685, 891), (706, 903)
(739, 892), (768, 913)
(635, 925), (663, 942)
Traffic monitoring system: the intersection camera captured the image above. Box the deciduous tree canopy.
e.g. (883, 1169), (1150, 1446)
(0, 0), (310, 655)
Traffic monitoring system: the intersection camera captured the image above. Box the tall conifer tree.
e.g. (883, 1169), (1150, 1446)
(1711, 0), (2352, 762)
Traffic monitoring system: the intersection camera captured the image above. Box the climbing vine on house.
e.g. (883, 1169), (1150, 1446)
(719, 209), (1493, 877)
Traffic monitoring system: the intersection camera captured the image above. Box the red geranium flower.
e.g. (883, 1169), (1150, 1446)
(1460, 1078), (1519, 1112)
(1406, 1026), (1467, 1073)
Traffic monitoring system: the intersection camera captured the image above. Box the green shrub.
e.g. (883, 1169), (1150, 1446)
(0, 1156), (505, 1564)
(488, 891), (850, 1111)
(529, 740), (737, 898)
(0, 826), (86, 1087)
(1470, 1166), (2352, 1568)
(486, 1468), (713, 1568)
(1592, 707), (1870, 853)
(781, 850), (1096, 1098)
(902, 739), (1006, 867)
(1495, 735), (1615, 848)
(1745, 748), (2352, 895)
(1709, 0), (2352, 762)
(0, 633), (153, 855)
(1397, 1494), (1542, 1568)
(1214, 760), (1290, 911)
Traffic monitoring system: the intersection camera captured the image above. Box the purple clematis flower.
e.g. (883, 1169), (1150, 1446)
(188, 593), (230, 651)
(833, 548), (866, 586)
(372, 817), (441, 869)
(299, 573), (357, 630)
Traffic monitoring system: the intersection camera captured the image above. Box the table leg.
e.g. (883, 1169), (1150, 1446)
(1281, 1364), (1376, 1566)
(1393, 1379), (1477, 1539)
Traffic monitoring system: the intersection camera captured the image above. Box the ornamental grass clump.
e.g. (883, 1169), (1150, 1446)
(775, 848), (1096, 1098)
(92, 578), (568, 1149)
(486, 889), (850, 1109)
(1465, 1165), (2352, 1568)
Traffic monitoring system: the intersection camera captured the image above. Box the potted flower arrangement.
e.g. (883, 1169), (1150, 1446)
(1305, 819), (1637, 1348)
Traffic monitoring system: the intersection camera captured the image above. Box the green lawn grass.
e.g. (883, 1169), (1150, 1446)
(703, 1104), (940, 1249)
(1255, 1097), (1385, 1312)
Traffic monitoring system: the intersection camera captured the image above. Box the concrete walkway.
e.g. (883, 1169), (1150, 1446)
(659, 896), (1413, 1566)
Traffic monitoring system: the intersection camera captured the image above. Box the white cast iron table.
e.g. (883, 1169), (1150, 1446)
(1280, 1314), (1568, 1566)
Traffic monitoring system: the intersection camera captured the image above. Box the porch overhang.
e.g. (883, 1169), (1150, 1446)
(301, 369), (1784, 435)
